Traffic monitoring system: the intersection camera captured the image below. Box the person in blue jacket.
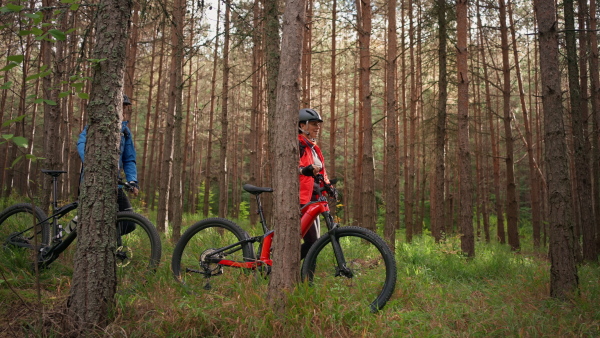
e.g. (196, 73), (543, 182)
(76, 94), (139, 235)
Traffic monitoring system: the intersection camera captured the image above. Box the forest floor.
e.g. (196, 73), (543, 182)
(1, 213), (599, 337)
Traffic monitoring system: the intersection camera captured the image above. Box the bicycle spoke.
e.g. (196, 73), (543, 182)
(302, 227), (396, 312)
(115, 212), (161, 290)
(0, 204), (48, 272)
(172, 218), (255, 293)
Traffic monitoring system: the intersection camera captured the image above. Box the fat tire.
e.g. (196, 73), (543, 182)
(0, 203), (50, 246)
(171, 217), (255, 284)
(115, 211), (162, 272)
(301, 226), (397, 312)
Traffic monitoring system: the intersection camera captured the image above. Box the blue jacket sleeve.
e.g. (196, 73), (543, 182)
(77, 126), (87, 162)
(121, 122), (138, 183)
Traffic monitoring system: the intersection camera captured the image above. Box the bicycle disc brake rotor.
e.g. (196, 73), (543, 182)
(116, 246), (132, 267)
(199, 248), (223, 276)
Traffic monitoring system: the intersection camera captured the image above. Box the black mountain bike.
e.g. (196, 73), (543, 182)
(0, 169), (161, 287)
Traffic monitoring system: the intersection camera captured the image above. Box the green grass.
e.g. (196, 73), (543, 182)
(0, 209), (599, 337)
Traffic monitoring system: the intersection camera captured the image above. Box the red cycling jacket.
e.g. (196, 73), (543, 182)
(298, 134), (329, 205)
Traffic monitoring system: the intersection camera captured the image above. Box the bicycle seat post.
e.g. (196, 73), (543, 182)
(255, 194), (269, 233)
(51, 175), (59, 212)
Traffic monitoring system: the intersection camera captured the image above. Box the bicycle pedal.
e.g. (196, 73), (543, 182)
(203, 282), (212, 290)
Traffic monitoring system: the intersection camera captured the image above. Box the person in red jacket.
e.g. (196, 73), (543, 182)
(298, 108), (331, 259)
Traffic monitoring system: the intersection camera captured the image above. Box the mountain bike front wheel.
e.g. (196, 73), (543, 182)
(301, 226), (397, 312)
(115, 211), (162, 289)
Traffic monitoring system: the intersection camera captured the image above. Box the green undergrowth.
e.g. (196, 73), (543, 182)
(0, 215), (599, 337)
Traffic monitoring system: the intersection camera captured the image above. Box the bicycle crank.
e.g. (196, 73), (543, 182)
(116, 246), (132, 267)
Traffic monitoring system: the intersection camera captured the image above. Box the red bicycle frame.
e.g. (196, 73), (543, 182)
(210, 200), (330, 271)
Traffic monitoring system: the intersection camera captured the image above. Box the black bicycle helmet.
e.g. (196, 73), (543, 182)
(123, 94), (132, 106)
(299, 108), (323, 123)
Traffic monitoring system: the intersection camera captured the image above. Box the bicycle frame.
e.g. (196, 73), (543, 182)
(35, 170), (79, 265)
(202, 181), (338, 273)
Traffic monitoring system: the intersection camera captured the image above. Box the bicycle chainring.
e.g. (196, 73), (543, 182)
(116, 246), (132, 267)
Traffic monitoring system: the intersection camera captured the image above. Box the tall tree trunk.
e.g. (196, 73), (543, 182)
(507, 0), (542, 249)
(575, 0), (597, 262)
(433, 0), (447, 242)
(478, 17), (505, 244)
(415, 8), (425, 236)
(219, 0), (231, 218)
(356, 0), (376, 232)
(40, 0), (62, 213)
(588, 0), (600, 253)
(566, 0), (589, 262)
(249, 0), (262, 225)
(140, 24), (158, 198)
(156, 19), (180, 232)
(267, 0), (306, 310)
(329, 0), (337, 180)
(301, 0), (312, 107)
(124, 0), (139, 98)
(473, 13), (491, 242)
(68, 0), (131, 330)
(168, 0), (186, 243)
(384, 0), (398, 250)
(534, 0), (579, 299)
(264, 0), (281, 225)
(405, 0), (417, 242)
(182, 11), (196, 214)
(499, 0), (520, 250)
(145, 29), (166, 210)
(203, 1), (221, 217)
(457, 0), (474, 257)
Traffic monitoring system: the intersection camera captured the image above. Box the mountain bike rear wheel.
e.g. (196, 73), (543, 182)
(0, 203), (49, 269)
(171, 218), (255, 292)
(301, 226), (397, 312)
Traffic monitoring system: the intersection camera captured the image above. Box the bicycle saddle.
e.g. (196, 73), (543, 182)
(242, 184), (273, 195)
(42, 169), (67, 177)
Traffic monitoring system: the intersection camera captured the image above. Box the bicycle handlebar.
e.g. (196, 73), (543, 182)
(118, 180), (138, 193)
(314, 174), (338, 202)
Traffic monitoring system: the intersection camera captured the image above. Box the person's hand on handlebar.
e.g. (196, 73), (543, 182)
(300, 164), (321, 177)
(329, 186), (339, 201)
(128, 181), (140, 196)
(126, 181), (140, 197)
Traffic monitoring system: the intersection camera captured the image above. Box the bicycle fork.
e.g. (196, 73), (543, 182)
(322, 212), (353, 278)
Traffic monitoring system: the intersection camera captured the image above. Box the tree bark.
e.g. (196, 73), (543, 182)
(40, 0), (62, 212)
(145, 29), (166, 210)
(457, 0), (474, 257)
(534, 0), (579, 299)
(140, 23), (158, 198)
(508, 0), (542, 249)
(68, 0), (131, 330)
(499, 0), (520, 251)
(588, 0), (600, 254)
(267, 0), (306, 310)
(356, 0), (376, 233)
(218, 0), (231, 218)
(574, 0), (597, 262)
(432, 0), (447, 242)
(168, 0), (186, 243)
(264, 0), (281, 226)
(203, 1), (221, 217)
(384, 0), (398, 250)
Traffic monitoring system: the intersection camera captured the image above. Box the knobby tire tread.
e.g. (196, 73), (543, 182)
(301, 226), (397, 312)
(171, 217), (254, 282)
(116, 211), (162, 270)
